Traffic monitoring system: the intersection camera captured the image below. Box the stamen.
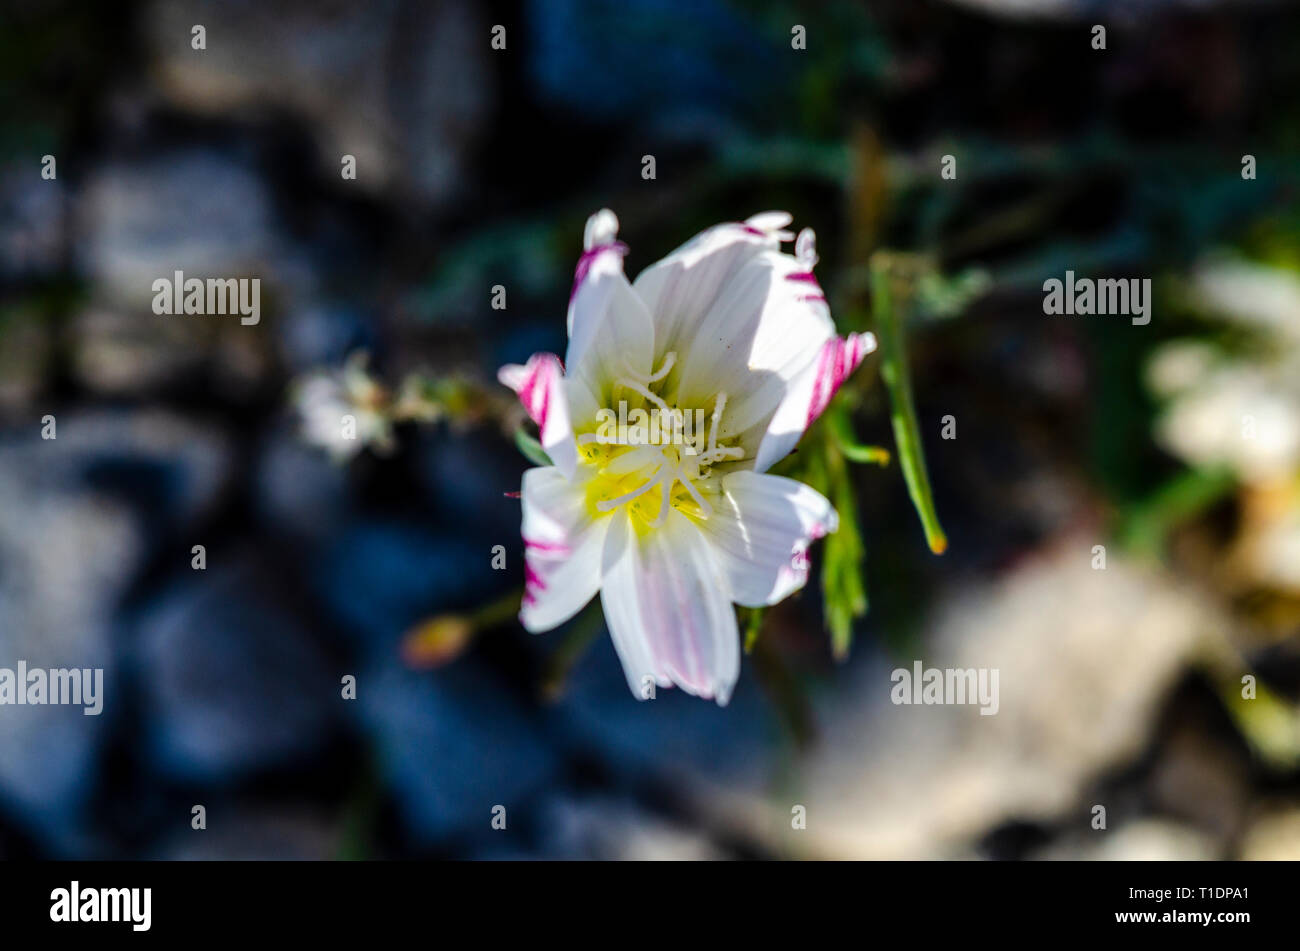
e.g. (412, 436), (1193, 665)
(677, 474), (714, 519)
(616, 377), (671, 415)
(596, 472), (663, 512)
(649, 478), (673, 527)
(620, 350), (676, 384)
(646, 351), (676, 383)
(700, 445), (744, 466)
(586, 383), (740, 525)
(605, 446), (663, 474)
(707, 392), (727, 457)
(660, 407), (684, 438)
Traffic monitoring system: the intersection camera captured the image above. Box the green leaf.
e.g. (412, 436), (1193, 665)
(871, 255), (948, 555)
(1118, 465), (1235, 556)
(513, 427), (553, 467)
(817, 438), (868, 661)
(1221, 675), (1300, 771)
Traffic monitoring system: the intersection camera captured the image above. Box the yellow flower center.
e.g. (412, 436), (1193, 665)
(576, 352), (744, 528)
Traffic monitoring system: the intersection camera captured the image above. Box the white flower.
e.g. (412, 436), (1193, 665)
(1149, 258), (1300, 485)
(1153, 360), (1300, 484)
(294, 353), (393, 462)
(499, 210), (875, 704)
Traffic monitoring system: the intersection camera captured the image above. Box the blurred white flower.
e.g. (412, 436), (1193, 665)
(1151, 258), (1300, 485)
(1238, 498), (1300, 591)
(500, 209), (874, 704)
(1192, 256), (1300, 343)
(293, 352), (394, 462)
(1154, 361), (1300, 484)
(1145, 340), (1219, 399)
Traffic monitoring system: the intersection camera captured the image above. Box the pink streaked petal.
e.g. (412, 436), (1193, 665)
(523, 536), (571, 556)
(565, 212), (655, 398)
(805, 332), (873, 429)
(698, 470), (839, 608)
(599, 509), (740, 705)
(742, 211), (795, 242)
(570, 241), (629, 306)
(522, 561), (547, 606)
(751, 330), (877, 472)
(734, 219), (790, 243)
(498, 353), (553, 426)
(787, 269), (829, 307)
(669, 248), (840, 446)
(518, 467), (608, 632)
(498, 352), (577, 478)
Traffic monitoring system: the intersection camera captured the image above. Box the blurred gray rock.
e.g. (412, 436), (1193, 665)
(77, 151), (287, 306)
(942, 0), (1243, 20)
(555, 633), (779, 833)
(354, 660), (559, 845)
(275, 304), (371, 376)
(254, 428), (352, 542)
(0, 161), (65, 279)
(60, 409), (234, 537)
(310, 520), (497, 653)
(1032, 818), (1218, 860)
(735, 538), (1229, 858)
(134, 557), (339, 782)
(151, 803), (340, 860)
(66, 305), (277, 399)
(536, 794), (729, 860)
(525, 0), (773, 130)
(72, 151), (298, 396)
(1147, 720), (1249, 846)
(0, 309), (52, 419)
(1239, 802), (1300, 860)
(146, 0), (493, 208)
(0, 425), (143, 852)
(0, 163), (64, 415)
(418, 428), (524, 542)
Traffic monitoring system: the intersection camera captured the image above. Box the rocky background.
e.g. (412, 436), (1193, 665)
(1, 0), (1298, 859)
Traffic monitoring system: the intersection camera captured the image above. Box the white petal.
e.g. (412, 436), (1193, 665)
(745, 211), (794, 238)
(583, 208), (620, 249)
(699, 470), (839, 607)
(600, 508), (741, 705)
(671, 246), (839, 446)
(565, 210), (655, 403)
(498, 352), (578, 477)
(519, 466), (608, 632)
(631, 219), (782, 360)
(752, 331), (875, 472)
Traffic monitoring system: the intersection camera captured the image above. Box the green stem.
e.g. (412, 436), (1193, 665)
(539, 602), (605, 701)
(828, 402), (891, 466)
(742, 606), (766, 654)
